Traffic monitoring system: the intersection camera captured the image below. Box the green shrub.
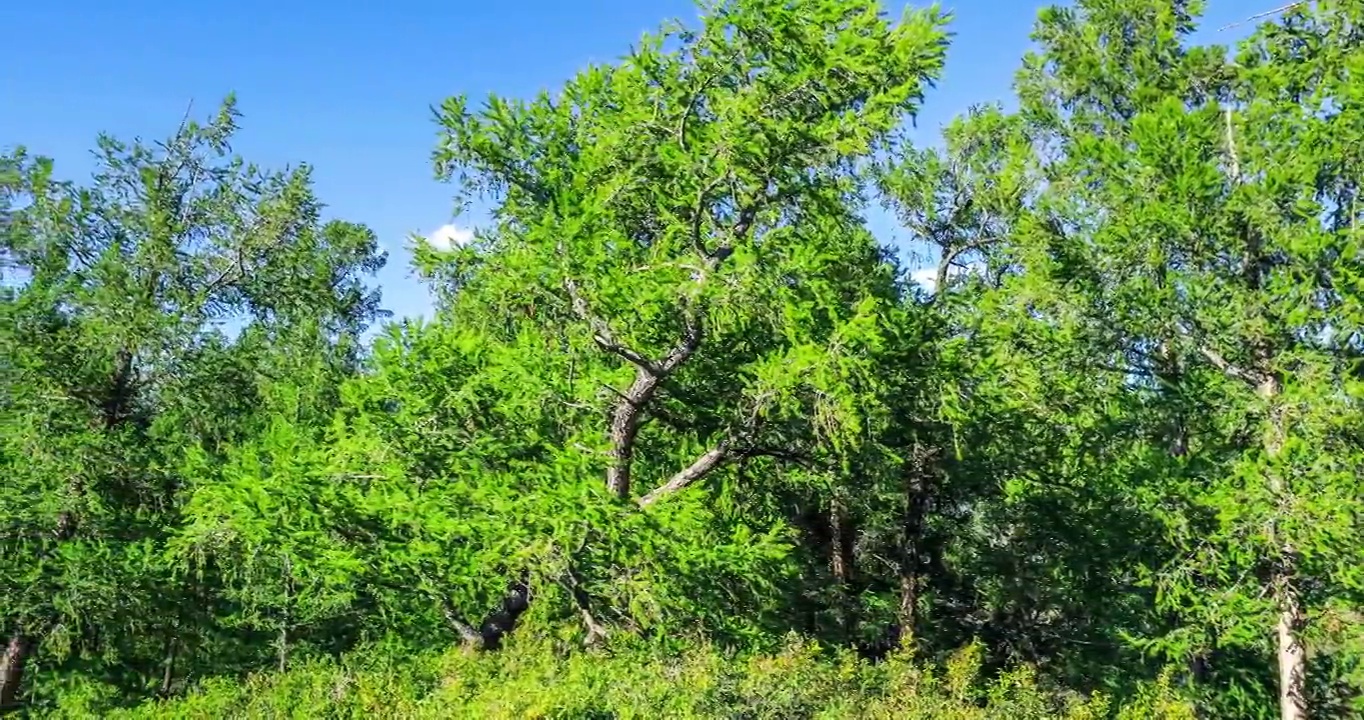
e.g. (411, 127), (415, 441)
(106, 636), (1194, 719)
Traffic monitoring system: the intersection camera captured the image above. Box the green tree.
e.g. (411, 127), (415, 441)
(874, 102), (1179, 702)
(987, 0), (1364, 716)
(398, 0), (950, 647)
(0, 98), (385, 710)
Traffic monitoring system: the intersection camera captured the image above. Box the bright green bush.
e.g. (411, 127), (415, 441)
(100, 637), (1193, 719)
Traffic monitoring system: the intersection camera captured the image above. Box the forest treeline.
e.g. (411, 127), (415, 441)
(3, 0), (1363, 717)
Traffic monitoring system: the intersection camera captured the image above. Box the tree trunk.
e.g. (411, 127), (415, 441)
(159, 636), (178, 697)
(606, 368), (661, 498)
(829, 496), (856, 638)
(1276, 586), (1306, 720)
(897, 445), (934, 647)
(1259, 372), (1307, 720)
(0, 632), (31, 711)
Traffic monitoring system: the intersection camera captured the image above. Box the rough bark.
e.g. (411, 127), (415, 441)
(1275, 582), (1307, 720)
(829, 495), (858, 637)
(606, 369), (664, 498)
(158, 636), (177, 698)
(0, 632), (31, 711)
(637, 446), (731, 508)
(899, 468), (928, 642)
(564, 277), (704, 500)
(897, 443), (937, 647)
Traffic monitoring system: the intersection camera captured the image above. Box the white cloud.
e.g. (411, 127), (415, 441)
(909, 260), (985, 293)
(424, 223), (474, 252)
(910, 266), (939, 292)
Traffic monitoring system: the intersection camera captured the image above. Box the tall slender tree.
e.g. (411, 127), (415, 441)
(991, 1), (1364, 715)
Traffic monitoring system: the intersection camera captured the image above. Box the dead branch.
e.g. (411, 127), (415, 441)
(563, 566), (610, 647)
(441, 601), (485, 648)
(638, 445), (733, 508)
(1224, 108), (1241, 183)
(1199, 346), (1261, 386)
(637, 443), (812, 508)
(1218, 2), (1307, 32)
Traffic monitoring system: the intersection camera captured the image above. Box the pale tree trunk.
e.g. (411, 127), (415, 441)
(1276, 587), (1307, 720)
(1259, 372), (1306, 720)
(1224, 105), (1306, 719)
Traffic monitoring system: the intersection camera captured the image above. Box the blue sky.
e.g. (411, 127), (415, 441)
(2, 0), (1257, 322)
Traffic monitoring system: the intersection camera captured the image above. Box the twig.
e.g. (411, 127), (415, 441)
(1218, 2), (1307, 32)
(564, 275), (659, 373)
(167, 98), (195, 147)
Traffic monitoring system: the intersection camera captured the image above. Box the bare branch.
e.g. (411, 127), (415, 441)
(744, 446), (816, 470)
(638, 445), (732, 508)
(1224, 108), (1241, 183)
(1199, 346), (1261, 386)
(934, 238), (985, 299)
(563, 566), (610, 647)
(730, 204), (758, 247)
(689, 176), (727, 259)
(440, 601), (485, 648)
(1218, 2), (1306, 32)
(1173, 318), (1261, 387)
(636, 443), (812, 508)
(676, 72), (719, 152)
(658, 304), (704, 373)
